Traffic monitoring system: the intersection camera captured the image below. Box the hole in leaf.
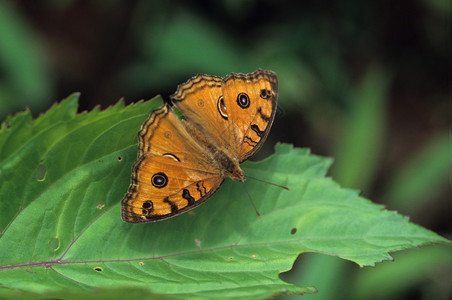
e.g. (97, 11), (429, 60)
(290, 228), (297, 235)
(49, 237), (59, 251)
(37, 163), (47, 181)
(117, 156), (122, 161)
(138, 262), (144, 266)
(94, 267), (103, 272)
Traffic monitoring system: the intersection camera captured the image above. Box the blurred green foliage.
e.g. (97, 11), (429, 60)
(0, 1), (54, 117)
(0, 0), (449, 299)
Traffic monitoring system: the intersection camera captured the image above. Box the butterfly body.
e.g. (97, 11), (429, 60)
(122, 69), (278, 223)
(183, 120), (244, 182)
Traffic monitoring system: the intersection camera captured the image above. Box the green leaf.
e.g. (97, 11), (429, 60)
(0, 96), (449, 299)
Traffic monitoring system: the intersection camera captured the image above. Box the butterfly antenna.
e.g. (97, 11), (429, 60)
(241, 182), (261, 219)
(245, 175), (290, 190)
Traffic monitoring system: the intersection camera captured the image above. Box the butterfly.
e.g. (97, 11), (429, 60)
(121, 69), (278, 223)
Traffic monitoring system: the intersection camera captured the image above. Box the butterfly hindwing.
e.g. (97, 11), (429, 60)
(222, 70), (278, 162)
(121, 105), (224, 223)
(171, 70), (278, 163)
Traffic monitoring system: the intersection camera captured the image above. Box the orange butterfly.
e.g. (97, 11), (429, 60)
(122, 69), (278, 223)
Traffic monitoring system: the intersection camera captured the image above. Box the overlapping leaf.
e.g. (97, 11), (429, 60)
(0, 96), (448, 299)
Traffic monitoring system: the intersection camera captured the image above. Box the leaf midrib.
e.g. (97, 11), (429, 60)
(0, 229), (439, 271)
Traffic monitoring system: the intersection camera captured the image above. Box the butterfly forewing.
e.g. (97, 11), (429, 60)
(170, 74), (236, 152)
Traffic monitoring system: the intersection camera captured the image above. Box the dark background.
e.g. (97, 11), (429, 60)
(0, 1), (450, 299)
